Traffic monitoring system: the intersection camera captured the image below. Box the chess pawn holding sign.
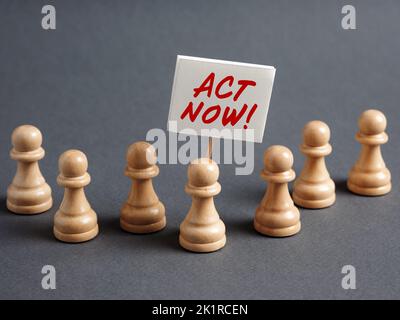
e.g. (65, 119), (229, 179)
(293, 121), (335, 209)
(53, 150), (99, 243)
(7, 125), (52, 214)
(254, 145), (301, 237)
(347, 109), (391, 196)
(120, 142), (166, 233)
(179, 158), (226, 253)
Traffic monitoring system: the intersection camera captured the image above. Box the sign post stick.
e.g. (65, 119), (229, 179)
(207, 136), (213, 160)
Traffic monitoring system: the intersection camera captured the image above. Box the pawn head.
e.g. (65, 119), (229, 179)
(126, 141), (157, 169)
(188, 158), (219, 187)
(303, 120), (330, 147)
(59, 149), (88, 178)
(358, 109), (387, 135)
(264, 145), (293, 173)
(12, 125), (42, 152)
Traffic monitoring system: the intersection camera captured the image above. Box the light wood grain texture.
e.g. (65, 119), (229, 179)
(347, 109), (391, 196)
(293, 120), (335, 209)
(53, 150), (99, 243)
(254, 145), (301, 237)
(120, 141), (166, 233)
(179, 158), (226, 253)
(7, 125), (52, 214)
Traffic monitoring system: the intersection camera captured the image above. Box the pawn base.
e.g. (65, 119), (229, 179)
(347, 181), (391, 196)
(293, 193), (335, 209)
(54, 225), (99, 243)
(179, 235), (226, 253)
(7, 197), (53, 215)
(254, 221), (301, 237)
(120, 217), (166, 234)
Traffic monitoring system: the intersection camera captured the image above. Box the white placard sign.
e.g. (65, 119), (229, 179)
(167, 55), (276, 143)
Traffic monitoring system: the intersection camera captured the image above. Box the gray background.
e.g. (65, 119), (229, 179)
(0, 0), (399, 300)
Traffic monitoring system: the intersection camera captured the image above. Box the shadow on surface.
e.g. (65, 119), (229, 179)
(0, 211), (55, 242)
(99, 214), (122, 236)
(99, 214), (182, 253)
(30, 218), (55, 242)
(334, 178), (350, 195)
(0, 194), (54, 242)
(225, 218), (257, 237)
(224, 184), (265, 204)
(0, 196), (8, 214)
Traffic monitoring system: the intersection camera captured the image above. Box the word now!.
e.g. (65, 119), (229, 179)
(180, 72), (258, 129)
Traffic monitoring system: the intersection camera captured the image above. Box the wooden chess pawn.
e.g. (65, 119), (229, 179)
(347, 109), (391, 196)
(7, 125), (52, 214)
(179, 158), (226, 253)
(254, 145), (301, 237)
(120, 142), (166, 233)
(293, 121), (335, 209)
(53, 150), (99, 243)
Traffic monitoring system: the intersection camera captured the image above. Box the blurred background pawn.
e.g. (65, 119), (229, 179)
(120, 141), (166, 233)
(7, 125), (52, 214)
(293, 120), (335, 209)
(347, 109), (391, 196)
(53, 150), (99, 243)
(179, 158), (226, 253)
(254, 145), (301, 237)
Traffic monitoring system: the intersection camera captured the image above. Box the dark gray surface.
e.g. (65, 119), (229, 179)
(0, 0), (399, 300)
